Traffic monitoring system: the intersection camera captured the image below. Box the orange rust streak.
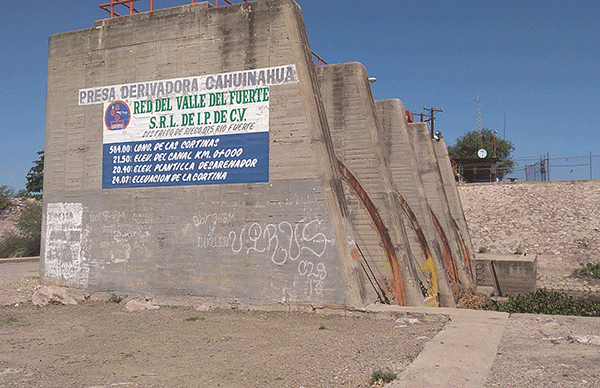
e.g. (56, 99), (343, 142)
(453, 222), (472, 276)
(429, 209), (460, 300)
(337, 159), (407, 306)
(396, 193), (433, 261)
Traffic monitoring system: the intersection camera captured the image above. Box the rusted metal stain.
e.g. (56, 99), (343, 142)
(429, 208), (460, 300)
(337, 159), (407, 306)
(395, 192), (440, 306)
(452, 219), (473, 277)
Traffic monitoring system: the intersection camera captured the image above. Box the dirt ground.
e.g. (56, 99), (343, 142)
(484, 314), (600, 388)
(0, 271), (447, 388)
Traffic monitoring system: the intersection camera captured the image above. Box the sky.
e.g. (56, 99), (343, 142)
(1, 0), (599, 191)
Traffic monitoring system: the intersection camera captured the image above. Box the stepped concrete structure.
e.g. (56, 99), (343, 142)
(376, 99), (456, 306)
(43, 0), (368, 307)
(42, 0), (472, 307)
(432, 137), (475, 276)
(317, 63), (423, 306)
(408, 122), (472, 287)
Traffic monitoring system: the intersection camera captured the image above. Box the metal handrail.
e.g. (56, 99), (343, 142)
(311, 51), (328, 66)
(99, 1), (329, 67)
(99, 0), (249, 18)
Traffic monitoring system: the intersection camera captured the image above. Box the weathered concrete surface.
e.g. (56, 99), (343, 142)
(408, 122), (472, 289)
(376, 99), (456, 307)
(473, 253), (537, 295)
(43, 0), (367, 306)
(373, 306), (509, 388)
(383, 305), (600, 388)
(432, 137), (475, 275)
(459, 181), (600, 298)
(317, 63), (422, 306)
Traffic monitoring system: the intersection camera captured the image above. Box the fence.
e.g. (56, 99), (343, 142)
(509, 153), (599, 182)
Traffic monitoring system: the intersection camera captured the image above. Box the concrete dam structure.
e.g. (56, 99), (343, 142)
(42, 0), (472, 307)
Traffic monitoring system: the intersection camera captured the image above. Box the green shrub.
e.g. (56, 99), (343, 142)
(10, 201), (42, 257)
(0, 237), (20, 258)
(484, 289), (600, 317)
(573, 262), (600, 279)
(370, 369), (397, 386)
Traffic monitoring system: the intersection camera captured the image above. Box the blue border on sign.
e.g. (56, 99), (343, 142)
(102, 132), (269, 189)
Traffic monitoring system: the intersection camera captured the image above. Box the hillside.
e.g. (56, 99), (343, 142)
(0, 197), (39, 258)
(458, 180), (600, 297)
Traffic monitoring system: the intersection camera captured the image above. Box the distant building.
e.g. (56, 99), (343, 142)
(452, 158), (501, 183)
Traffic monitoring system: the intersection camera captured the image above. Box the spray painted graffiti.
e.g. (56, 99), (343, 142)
(229, 220), (331, 265)
(192, 214), (333, 296)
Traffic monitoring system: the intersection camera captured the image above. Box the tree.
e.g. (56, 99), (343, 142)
(447, 129), (515, 179)
(26, 150), (44, 200)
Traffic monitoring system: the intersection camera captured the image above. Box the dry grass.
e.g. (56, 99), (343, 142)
(456, 287), (489, 310)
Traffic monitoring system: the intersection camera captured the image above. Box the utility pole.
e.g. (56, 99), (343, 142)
(476, 94), (482, 149)
(423, 106), (443, 137)
(503, 111), (506, 141)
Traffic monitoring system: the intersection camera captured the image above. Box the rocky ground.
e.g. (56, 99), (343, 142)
(484, 314), (600, 388)
(0, 269), (447, 388)
(459, 180), (600, 298)
(0, 198), (28, 255)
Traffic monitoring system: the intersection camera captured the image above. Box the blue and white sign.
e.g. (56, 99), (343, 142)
(78, 65), (298, 189)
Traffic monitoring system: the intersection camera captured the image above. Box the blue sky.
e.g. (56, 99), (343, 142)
(1, 0), (599, 190)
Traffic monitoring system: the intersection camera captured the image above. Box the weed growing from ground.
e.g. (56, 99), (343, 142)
(185, 316), (205, 322)
(573, 262), (600, 279)
(2, 317), (18, 325)
(370, 368), (397, 386)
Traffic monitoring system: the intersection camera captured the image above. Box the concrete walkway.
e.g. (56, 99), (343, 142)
(0, 257), (39, 275)
(369, 304), (600, 387)
(369, 306), (509, 387)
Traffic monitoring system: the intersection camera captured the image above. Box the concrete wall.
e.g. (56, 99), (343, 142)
(408, 122), (471, 288)
(316, 63), (423, 306)
(43, 0), (477, 307)
(431, 138), (474, 277)
(472, 254), (537, 295)
(43, 0), (367, 307)
(376, 99), (456, 307)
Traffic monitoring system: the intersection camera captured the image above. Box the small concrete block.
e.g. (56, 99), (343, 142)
(473, 254), (537, 295)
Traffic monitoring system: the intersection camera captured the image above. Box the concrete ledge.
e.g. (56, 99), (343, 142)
(0, 256), (40, 265)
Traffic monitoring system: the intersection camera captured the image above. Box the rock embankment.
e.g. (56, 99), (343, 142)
(458, 180), (600, 297)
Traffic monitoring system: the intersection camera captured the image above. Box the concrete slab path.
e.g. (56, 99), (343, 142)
(370, 306), (509, 387)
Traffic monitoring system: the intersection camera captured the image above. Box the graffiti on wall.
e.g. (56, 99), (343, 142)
(192, 213), (333, 297)
(44, 202), (90, 286)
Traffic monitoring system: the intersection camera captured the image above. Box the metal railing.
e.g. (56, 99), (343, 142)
(99, 0), (249, 18)
(99, 0), (329, 67)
